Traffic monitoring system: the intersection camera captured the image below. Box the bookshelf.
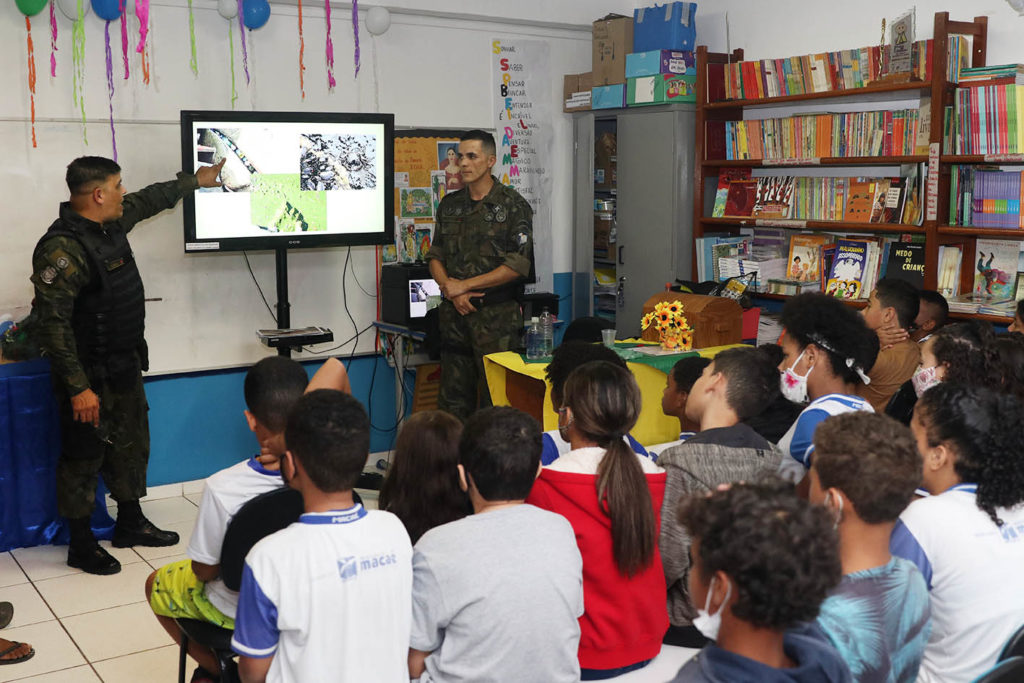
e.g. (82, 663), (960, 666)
(693, 12), (1001, 318)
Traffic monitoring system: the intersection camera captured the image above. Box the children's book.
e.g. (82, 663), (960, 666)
(825, 239), (871, 300)
(723, 179), (759, 217)
(844, 178), (876, 222)
(868, 179), (892, 223)
(786, 233), (829, 282)
(712, 168), (753, 217)
(973, 238), (1020, 299)
(752, 176), (795, 219)
(937, 244), (963, 298)
(884, 242), (926, 288)
(881, 177), (907, 223)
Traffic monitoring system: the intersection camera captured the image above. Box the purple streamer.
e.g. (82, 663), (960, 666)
(105, 22), (118, 161)
(351, 0), (359, 76)
(325, 0), (335, 88)
(49, 1), (57, 77)
(120, 0), (129, 79)
(237, 0), (249, 84)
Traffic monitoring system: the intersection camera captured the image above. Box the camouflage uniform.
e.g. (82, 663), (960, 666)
(30, 174), (198, 518)
(426, 175), (533, 421)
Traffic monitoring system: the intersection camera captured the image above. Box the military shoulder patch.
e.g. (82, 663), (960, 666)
(40, 266), (58, 285)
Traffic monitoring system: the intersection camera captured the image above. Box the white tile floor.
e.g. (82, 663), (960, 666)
(0, 487), (696, 682)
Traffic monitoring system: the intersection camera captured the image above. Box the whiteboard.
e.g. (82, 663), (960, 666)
(2, 119), (381, 375)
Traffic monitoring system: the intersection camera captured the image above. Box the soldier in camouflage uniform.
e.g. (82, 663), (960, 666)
(427, 131), (534, 422)
(29, 156), (225, 575)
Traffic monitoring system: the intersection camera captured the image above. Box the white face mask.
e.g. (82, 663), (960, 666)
(911, 364), (941, 398)
(780, 349), (811, 404)
(693, 575), (732, 641)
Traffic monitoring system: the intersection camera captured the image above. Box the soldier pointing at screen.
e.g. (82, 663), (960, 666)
(28, 156), (225, 575)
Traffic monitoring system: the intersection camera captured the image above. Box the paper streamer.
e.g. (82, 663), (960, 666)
(325, 0), (335, 88)
(139, 10), (150, 84)
(119, 1), (129, 79)
(237, 0), (249, 84)
(26, 17), (37, 148)
(49, 1), (57, 77)
(229, 21), (237, 108)
(297, 0), (304, 98)
(72, 0), (87, 143)
(105, 22), (118, 161)
(351, 0), (359, 76)
(187, 0), (197, 74)
(135, 0), (148, 53)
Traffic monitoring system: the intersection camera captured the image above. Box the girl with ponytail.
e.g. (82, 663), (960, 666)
(527, 360), (668, 679)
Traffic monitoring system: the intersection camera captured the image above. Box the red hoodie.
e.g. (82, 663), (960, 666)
(526, 448), (669, 671)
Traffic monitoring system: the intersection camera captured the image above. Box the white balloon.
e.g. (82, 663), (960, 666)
(217, 0), (238, 20)
(365, 6), (391, 36)
(57, 0), (91, 21)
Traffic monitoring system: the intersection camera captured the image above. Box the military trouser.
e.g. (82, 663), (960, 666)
(53, 361), (149, 519)
(437, 299), (523, 422)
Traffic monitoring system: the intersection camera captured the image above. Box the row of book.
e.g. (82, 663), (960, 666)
(709, 41), (933, 102)
(715, 106), (929, 161)
(949, 166), (1024, 229)
(949, 81), (1024, 155)
(942, 238), (1024, 316)
(711, 168), (924, 225)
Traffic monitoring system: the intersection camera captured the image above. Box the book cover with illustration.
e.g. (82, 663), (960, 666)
(881, 177), (907, 223)
(786, 233), (828, 282)
(825, 239), (871, 299)
(752, 176), (795, 219)
(844, 179), (876, 222)
(973, 238), (1020, 299)
(712, 168), (753, 217)
(868, 179), (892, 223)
(723, 179), (758, 217)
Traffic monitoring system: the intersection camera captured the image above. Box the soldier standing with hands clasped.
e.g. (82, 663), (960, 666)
(29, 156), (225, 575)
(426, 131), (534, 421)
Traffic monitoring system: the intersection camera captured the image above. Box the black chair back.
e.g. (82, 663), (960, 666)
(974, 657), (1024, 682)
(1000, 624), (1024, 662)
(219, 487), (304, 592)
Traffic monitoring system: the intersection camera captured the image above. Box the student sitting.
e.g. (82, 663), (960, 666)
(890, 383), (1024, 683)
(145, 356), (309, 681)
(807, 412), (931, 682)
(658, 347), (783, 639)
(408, 407), (584, 682)
(775, 293), (879, 483)
(541, 341), (650, 465)
(661, 356), (711, 441)
(858, 279), (922, 412)
(527, 360), (668, 679)
(742, 344), (804, 444)
(668, 480), (849, 683)
(878, 290), (950, 348)
(378, 410), (469, 544)
(232, 390), (412, 683)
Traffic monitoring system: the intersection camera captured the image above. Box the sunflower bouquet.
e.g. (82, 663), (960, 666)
(641, 300), (694, 351)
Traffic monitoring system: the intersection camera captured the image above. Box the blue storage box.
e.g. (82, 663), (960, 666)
(592, 84), (627, 110)
(625, 49), (696, 78)
(633, 2), (697, 53)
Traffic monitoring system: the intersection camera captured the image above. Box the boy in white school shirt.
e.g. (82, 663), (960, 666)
(232, 390), (412, 683)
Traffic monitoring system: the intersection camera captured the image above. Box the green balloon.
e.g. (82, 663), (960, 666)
(16, 0), (49, 17)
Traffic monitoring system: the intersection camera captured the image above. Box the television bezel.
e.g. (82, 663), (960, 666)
(180, 109), (395, 253)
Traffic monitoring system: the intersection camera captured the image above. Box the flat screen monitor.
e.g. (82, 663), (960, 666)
(180, 110), (394, 252)
(409, 278), (442, 319)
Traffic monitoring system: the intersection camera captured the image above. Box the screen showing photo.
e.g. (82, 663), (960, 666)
(409, 278), (442, 319)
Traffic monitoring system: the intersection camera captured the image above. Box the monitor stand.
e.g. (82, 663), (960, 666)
(258, 247), (333, 357)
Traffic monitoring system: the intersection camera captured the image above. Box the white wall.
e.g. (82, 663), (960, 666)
(0, 0), (615, 372)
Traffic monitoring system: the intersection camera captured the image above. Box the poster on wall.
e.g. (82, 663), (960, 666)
(492, 38), (553, 294)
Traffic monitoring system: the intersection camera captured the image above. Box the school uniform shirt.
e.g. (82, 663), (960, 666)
(231, 505), (413, 683)
(540, 429), (652, 466)
(776, 394), (874, 482)
(187, 457), (283, 618)
(526, 447), (669, 671)
(890, 484), (1024, 683)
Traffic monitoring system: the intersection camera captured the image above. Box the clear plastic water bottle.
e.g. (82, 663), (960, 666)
(525, 317), (542, 360)
(539, 307), (554, 359)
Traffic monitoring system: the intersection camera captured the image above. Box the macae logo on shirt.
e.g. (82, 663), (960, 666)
(337, 552), (400, 582)
(338, 556), (359, 581)
(999, 522), (1024, 543)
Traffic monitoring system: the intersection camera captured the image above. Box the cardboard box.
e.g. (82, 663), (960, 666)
(594, 212), (614, 248)
(563, 72), (593, 112)
(592, 83), (627, 110)
(627, 74), (696, 106)
(594, 163), (617, 189)
(633, 2), (697, 53)
(594, 131), (617, 189)
(592, 14), (634, 85)
(625, 50), (695, 78)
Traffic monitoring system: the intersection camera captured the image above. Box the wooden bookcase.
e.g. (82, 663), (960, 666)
(693, 12), (1000, 321)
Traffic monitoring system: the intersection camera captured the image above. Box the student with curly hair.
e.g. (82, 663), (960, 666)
(890, 383), (1024, 683)
(527, 361), (668, 679)
(859, 279), (922, 412)
(668, 480), (849, 682)
(378, 410), (469, 545)
(808, 412), (931, 683)
(994, 332), (1024, 401)
(775, 294), (879, 482)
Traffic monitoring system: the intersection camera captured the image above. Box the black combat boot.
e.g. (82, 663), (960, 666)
(112, 500), (180, 547)
(66, 517), (121, 575)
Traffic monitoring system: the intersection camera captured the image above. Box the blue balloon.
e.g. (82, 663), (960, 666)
(91, 0), (121, 21)
(242, 0), (270, 29)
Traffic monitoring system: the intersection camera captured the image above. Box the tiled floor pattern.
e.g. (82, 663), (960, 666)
(0, 487), (695, 681)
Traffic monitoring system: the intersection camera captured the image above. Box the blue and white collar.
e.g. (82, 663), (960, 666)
(247, 456), (281, 477)
(299, 505), (367, 525)
(946, 483), (978, 494)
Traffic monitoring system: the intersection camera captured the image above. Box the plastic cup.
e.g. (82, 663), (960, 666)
(602, 328), (616, 348)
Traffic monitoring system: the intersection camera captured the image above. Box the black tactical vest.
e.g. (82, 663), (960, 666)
(39, 218), (146, 364)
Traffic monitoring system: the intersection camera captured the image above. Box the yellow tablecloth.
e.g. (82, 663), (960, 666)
(483, 344), (747, 447)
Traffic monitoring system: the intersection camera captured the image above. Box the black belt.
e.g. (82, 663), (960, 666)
(469, 284), (521, 308)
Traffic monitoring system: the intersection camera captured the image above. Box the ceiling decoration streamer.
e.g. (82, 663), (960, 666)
(325, 0), (336, 88)
(72, 0), (88, 144)
(187, 0), (198, 74)
(104, 21), (118, 160)
(351, 0), (359, 76)
(297, 0), (305, 98)
(135, 0), (148, 53)
(26, 16), (37, 148)
(237, 0), (250, 84)
(50, 1), (57, 77)
(229, 21), (238, 108)
(119, 0), (129, 79)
